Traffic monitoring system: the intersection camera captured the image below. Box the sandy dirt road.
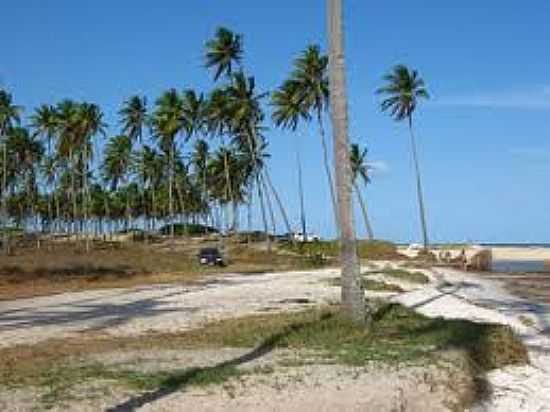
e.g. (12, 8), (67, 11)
(1, 264), (549, 411)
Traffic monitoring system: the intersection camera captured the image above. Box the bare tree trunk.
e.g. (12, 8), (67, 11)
(328, 0), (368, 326)
(169, 144), (175, 250)
(317, 110), (340, 233)
(203, 165), (208, 235)
(84, 143), (90, 252)
(222, 149), (235, 234)
(296, 139), (307, 241)
(256, 176), (271, 253)
(151, 186), (156, 232)
(353, 182), (374, 240)
(262, 170), (293, 236)
(261, 175), (277, 235)
(2, 142), (9, 255)
(247, 191), (253, 245)
(55, 193), (61, 234)
(408, 116), (429, 249)
(70, 149), (78, 244)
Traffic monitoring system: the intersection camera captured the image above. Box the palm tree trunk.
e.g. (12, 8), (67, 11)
(55, 192), (61, 234)
(261, 175), (277, 235)
(70, 149), (78, 243)
(202, 165), (209, 235)
(328, 0), (368, 326)
(2, 142), (9, 255)
(296, 139), (307, 241)
(169, 144), (175, 250)
(262, 169), (293, 237)
(84, 143), (90, 252)
(353, 182), (374, 240)
(317, 109), (340, 233)
(408, 116), (429, 249)
(247, 192), (252, 245)
(222, 150), (235, 234)
(256, 176), (271, 253)
(152, 186), (156, 232)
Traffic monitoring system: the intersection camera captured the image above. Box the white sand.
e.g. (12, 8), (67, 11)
(491, 246), (550, 262)
(0, 263), (549, 411)
(394, 267), (550, 412)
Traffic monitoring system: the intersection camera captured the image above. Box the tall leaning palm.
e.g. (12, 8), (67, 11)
(377, 64), (430, 248)
(272, 80), (310, 240)
(205, 27), (243, 81)
(327, 0), (367, 326)
(350, 143), (374, 240)
(288, 45), (339, 230)
(0, 90), (22, 255)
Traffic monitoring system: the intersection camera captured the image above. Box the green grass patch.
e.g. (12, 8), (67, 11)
(329, 276), (404, 292)
(366, 268), (430, 284)
(1, 304), (528, 408)
(281, 240), (401, 260)
(362, 279), (404, 292)
(32, 362), (243, 409)
(155, 303), (528, 370)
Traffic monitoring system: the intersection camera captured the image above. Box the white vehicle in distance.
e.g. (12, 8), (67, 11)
(292, 232), (320, 243)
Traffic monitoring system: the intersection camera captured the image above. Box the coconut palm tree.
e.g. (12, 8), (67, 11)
(54, 100), (81, 237)
(103, 135), (133, 230)
(41, 155), (58, 232)
(30, 105), (60, 234)
(5, 127), (44, 233)
(272, 80), (311, 240)
(228, 72), (294, 240)
(327, 0), (367, 325)
(120, 95), (147, 144)
(30, 104), (58, 153)
(285, 45), (339, 231)
(0, 90), (22, 254)
(77, 103), (106, 250)
(350, 143), (374, 240)
(134, 145), (163, 232)
(205, 27), (243, 81)
(377, 64), (430, 248)
(203, 87), (239, 233)
(191, 139), (211, 229)
(150, 89), (188, 247)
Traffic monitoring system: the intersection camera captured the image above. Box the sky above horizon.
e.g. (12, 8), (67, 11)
(2, 1), (550, 243)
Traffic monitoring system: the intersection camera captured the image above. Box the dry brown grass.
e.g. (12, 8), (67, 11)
(0, 240), (323, 300)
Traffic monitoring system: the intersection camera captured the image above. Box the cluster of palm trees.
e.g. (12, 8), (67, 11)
(0, 28), (293, 253)
(0, 24), (430, 258)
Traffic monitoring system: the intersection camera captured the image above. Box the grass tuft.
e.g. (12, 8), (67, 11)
(367, 268), (431, 284)
(329, 276), (404, 292)
(281, 240), (402, 260)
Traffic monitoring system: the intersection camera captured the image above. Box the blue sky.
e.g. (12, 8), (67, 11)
(2, 1), (550, 243)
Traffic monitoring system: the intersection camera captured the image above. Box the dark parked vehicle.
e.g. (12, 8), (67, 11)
(198, 247), (224, 266)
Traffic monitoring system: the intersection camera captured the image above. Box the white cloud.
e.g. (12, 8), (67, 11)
(433, 86), (550, 110)
(367, 160), (390, 175)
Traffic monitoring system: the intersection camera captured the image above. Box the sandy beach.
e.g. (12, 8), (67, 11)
(490, 246), (550, 262)
(1, 262), (549, 411)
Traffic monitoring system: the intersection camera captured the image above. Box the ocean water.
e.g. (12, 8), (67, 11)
(492, 260), (547, 273)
